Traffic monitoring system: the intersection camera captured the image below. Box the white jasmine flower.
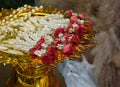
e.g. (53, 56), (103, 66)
(45, 35), (53, 45)
(42, 26), (52, 34)
(58, 33), (64, 38)
(57, 44), (65, 49)
(73, 23), (78, 28)
(0, 13), (70, 54)
(69, 28), (74, 33)
(0, 45), (8, 50)
(34, 49), (46, 57)
(78, 19), (84, 24)
(68, 36), (72, 41)
(61, 37), (65, 41)
(41, 43), (48, 48)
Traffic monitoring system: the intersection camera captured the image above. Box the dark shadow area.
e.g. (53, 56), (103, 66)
(0, 64), (12, 87)
(0, 0), (34, 11)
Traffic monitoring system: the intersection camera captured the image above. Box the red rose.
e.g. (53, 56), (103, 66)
(64, 34), (72, 44)
(79, 13), (85, 20)
(64, 28), (69, 33)
(30, 78), (34, 84)
(69, 22), (74, 28)
(41, 54), (55, 64)
(70, 15), (78, 23)
(63, 44), (74, 56)
(30, 47), (37, 59)
(85, 20), (93, 26)
(66, 10), (73, 17)
(54, 40), (62, 45)
(75, 25), (85, 38)
(72, 36), (80, 43)
(65, 36), (69, 44)
(54, 28), (65, 38)
(36, 37), (45, 49)
(48, 45), (57, 56)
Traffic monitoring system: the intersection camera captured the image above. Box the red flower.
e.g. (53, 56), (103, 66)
(63, 44), (74, 56)
(30, 78), (34, 84)
(30, 47), (37, 59)
(64, 28), (69, 33)
(75, 25), (85, 38)
(54, 40), (62, 45)
(69, 22), (74, 28)
(54, 28), (65, 38)
(66, 10), (73, 17)
(70, 15), (78, 23)
(64, 33), (72, 44)
(79, 13), (85, 20)
(72, 36), (80, 43)
(48, 45), (57, 56)
(41, 54), (55, 64)
(36, 37), (45, 49)
(85, 20), (93, 26)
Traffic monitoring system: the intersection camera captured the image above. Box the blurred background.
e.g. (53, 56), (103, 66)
(0, 0), (34, 9)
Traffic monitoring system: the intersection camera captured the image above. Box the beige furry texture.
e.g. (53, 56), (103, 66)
(91, 0), (120, 87)
(35, 0), (89, 12)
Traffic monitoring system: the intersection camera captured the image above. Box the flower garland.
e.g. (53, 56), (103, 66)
(29, 10), (94, 66)
(0, 6), (95, 67)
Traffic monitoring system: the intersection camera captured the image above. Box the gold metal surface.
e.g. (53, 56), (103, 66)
(6, 65), (66, 87)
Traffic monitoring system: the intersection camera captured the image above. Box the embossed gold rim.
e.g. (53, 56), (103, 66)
(18, 13), (48, 17)
(15, 64), (51, 87)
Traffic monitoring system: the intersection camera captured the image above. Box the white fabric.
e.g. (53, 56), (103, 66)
(58, 55), (96, 87)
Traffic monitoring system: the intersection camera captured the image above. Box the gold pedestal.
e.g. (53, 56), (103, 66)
(6, 65), (66, 87)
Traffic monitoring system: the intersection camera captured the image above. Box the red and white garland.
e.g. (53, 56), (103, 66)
(29, 10), (93, 65)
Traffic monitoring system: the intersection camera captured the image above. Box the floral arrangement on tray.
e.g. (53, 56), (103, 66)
(0, 5), (96, 67)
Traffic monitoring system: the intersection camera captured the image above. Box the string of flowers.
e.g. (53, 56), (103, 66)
(29, 10), (95, 66)
(0, 6), (95, 67)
